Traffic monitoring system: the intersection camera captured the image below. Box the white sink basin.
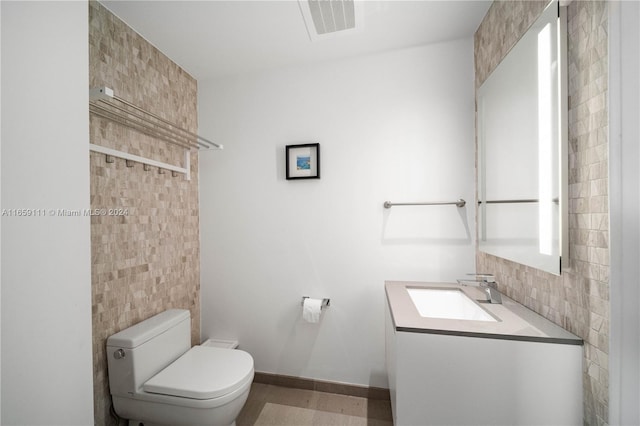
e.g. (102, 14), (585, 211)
(407, 287), (497, 322)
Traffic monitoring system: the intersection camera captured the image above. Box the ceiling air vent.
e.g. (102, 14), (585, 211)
(299, 0), (359, 40)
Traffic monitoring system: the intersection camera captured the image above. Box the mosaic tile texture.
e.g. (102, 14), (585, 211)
(475, 1), (609, 425)
(89, 2), (200, 425)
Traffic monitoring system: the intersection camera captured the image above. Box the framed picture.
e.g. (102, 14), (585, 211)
(285, 143), (320, 180)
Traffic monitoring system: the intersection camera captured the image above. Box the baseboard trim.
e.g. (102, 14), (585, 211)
(253, 372), (390, 400)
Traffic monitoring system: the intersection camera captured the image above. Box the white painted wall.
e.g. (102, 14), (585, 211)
(1, 2), (94, 424)
(198, 39), (476, 388)
(609, 1), (640, 424)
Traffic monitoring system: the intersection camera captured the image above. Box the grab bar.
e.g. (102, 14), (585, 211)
(383, 199), (466, 209)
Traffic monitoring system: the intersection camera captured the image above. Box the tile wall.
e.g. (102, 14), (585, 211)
(89, 2), (201, 425)
(475, 1), (609, 424)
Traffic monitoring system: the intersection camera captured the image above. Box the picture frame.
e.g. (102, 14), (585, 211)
(285, 143), (320, 180)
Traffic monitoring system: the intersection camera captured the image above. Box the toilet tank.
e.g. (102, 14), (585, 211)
(106, 309), (191, 397)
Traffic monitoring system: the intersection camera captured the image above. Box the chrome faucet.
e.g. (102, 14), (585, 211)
(457, 273), (502, 304)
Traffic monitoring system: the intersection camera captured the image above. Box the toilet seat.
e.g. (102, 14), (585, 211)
(143, 345), (254, 400)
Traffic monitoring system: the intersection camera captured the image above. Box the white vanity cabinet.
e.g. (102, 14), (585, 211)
(385, 281), (583, 426)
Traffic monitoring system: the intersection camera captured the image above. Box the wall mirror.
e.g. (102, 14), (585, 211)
(477, 0), (567, 275)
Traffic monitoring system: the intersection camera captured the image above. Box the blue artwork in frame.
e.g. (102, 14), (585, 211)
(286, 143), (320, 180)
(296, 156), (311, 170)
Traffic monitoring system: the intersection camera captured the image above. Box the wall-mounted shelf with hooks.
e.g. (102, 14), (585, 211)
(89, 87), (221, 150)
(89, 87), (222, 180)
(89, 143), (192, 180)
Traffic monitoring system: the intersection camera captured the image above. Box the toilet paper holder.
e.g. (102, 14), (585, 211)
(301, 297), (330, 309)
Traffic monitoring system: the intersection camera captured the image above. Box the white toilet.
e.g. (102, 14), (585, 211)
(106, 309), (254, 426)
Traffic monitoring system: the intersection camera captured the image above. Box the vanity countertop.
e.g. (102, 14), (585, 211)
(385, 281), (583, 345)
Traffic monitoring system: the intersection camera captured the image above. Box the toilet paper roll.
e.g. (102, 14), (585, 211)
(302, 298), (323, 323)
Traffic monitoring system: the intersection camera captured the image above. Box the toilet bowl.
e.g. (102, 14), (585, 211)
(106, 309), (254, 426)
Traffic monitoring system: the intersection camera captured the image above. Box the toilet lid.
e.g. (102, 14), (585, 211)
(143, 346), (254, 400)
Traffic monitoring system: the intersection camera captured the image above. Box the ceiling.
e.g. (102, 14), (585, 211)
(101, 0), (492, 81)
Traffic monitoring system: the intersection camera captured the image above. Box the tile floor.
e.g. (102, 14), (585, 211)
(237, 383), (394, 426)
